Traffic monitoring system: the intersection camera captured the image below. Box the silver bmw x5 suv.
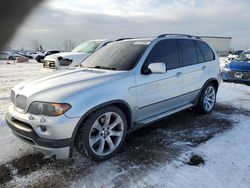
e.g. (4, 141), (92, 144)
(6, 34), (220, 161)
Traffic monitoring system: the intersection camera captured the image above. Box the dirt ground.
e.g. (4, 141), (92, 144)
(0, 103), (246, 187)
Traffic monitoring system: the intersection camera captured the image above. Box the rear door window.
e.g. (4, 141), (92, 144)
(178, 39), (199, 66)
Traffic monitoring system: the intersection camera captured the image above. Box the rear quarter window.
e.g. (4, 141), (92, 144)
(195, 41), (215, 62)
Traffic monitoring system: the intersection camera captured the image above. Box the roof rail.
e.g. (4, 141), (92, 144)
(157, 34), (201, 40)
(115, 38), (134, 41)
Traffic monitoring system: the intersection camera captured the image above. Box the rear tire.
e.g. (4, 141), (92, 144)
(75, 106), (127, 161)
(195, 83), (216, 114)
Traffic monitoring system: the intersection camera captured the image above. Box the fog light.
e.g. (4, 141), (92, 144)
(40, 117), (46, 123)
(29, 115), (35, 120)
(40, 125), (47, 132)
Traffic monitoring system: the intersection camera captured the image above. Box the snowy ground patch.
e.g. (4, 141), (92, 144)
(0, 58), (250, 187)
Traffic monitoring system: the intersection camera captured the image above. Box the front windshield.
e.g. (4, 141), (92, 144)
(72, 41), (102, 53)
(81, 40), (150, 71)
(236, 53), (250, 62)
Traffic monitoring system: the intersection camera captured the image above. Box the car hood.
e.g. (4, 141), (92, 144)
(13, 68), (130, 103)
(228, 60), (250, 71)
(45, 52), (90, 63)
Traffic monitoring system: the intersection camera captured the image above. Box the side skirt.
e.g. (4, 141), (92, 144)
(131, 103), (193, 132)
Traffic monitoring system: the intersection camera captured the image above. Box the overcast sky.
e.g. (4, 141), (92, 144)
(9, 0), (250, 50)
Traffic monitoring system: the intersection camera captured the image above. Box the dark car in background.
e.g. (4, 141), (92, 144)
(222, 51), (250, 85)
(36, 50), (61, 63)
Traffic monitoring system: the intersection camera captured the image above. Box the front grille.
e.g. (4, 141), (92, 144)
(227, 71), (250, 80)
(15, 94), (27, 110)
(44, 60), (56, 68)
(242, 72), (250, 80)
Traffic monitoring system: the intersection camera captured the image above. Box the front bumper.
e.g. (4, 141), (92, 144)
(6, 113), (71, 148)
(6, 105), (81, 158)
(221, 71), (250, 85)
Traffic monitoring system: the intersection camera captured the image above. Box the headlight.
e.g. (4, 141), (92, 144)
(28, 102), (71, 116)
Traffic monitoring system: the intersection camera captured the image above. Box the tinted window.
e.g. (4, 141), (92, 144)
(145, 39), (179, 70)
(82, 40), (150, 70)
(179, 39), (198, 66)
(195, 42), (205, 63)
(195, 41), (215, 62)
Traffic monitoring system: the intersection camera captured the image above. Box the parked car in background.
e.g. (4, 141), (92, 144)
(0, 51), (16, 60)
(15, 51), (34, 59)
(225, 50), (244, 63)
(222, 51), (250, 85)
(0, 51), (25, 60)
(6, 34), (220, 160)
(36, 50), (61, 63)
(43, 39), (111, 69)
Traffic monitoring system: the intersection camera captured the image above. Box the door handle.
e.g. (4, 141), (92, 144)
(202, 66), (206, 70)
(175, 72), (182, 77)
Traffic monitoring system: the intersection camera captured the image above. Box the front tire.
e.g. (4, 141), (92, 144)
(75, 106), (127, 161)
(196, 83), (216, 114)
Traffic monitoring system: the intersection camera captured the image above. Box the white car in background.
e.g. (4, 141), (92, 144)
(43, 39), (112, 69)
(225, 50), (244, 63)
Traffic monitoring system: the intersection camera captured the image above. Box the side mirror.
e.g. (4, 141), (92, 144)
(147, 62), (166, 74)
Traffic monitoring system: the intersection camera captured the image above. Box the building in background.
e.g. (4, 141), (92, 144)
(200, 36), (232, 56)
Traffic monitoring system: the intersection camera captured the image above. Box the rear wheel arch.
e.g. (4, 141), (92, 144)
(206, 79), (219, 93)
(193, 78), (219, 106)
(193, 78), (218, 114)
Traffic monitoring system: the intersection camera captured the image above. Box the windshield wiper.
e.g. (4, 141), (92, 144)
(83, 65), (116, 70)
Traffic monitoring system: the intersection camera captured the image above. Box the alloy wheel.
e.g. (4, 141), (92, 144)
(89, 112), (124, 156)
(203, 86), (216, 112)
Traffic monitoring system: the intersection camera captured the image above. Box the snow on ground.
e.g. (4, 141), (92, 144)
(0, 58), (250, 187)
(0, 61), (44, 163)
(135, 113), (250, 188)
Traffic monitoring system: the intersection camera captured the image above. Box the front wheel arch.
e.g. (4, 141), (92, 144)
(74, 105), (128, 160)
(71, 100), (132, 145)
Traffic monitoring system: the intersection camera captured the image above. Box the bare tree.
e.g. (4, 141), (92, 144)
(31, 39), (42, 52)
(63, 40), (76, 51)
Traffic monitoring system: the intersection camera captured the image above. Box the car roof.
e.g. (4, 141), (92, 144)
(88, 39), (112, 43)
(115, 34), (202, 42)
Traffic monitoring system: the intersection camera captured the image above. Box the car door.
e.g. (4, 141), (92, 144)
(178, 39), (206, 100)
(135, 39), (184, 122)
